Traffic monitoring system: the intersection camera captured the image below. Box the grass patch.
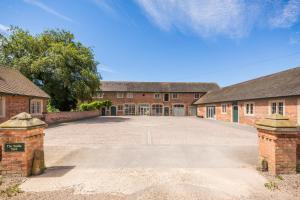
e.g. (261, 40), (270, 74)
(264, 181), (278, 191)
(0, 184), (23, 197)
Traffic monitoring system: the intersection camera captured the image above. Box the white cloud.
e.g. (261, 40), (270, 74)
(270, 0), (300, 28)
(98, 64), (115, 73)
(0, 24), (9, 33)
(23, 0), (74, 22)
(136, 0), (261, 38)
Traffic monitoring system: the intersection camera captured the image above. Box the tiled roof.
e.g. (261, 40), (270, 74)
(100, 81), (219, 93)
(195, 66), (300, 104)
(0, 67), (50, 98)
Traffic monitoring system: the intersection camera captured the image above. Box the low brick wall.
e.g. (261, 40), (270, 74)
(45, 110), (100, 124)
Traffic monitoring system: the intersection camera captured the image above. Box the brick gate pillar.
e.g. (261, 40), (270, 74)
(256, 114), (300, 175)
(0, 112), (46, 176)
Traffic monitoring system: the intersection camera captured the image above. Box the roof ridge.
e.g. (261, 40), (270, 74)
(101, 80), (219, 85)
(220, 66), (300, 90)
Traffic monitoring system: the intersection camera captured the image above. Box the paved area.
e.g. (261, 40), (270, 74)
(20, 116), (293, 199)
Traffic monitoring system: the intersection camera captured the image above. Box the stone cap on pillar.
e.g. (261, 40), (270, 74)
(256, 114), (299, 132)
(0, 112), (47, 130)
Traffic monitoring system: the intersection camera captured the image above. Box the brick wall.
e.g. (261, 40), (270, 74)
(197, 96), (300, 126)
(0, 127), (44, 176)
(45, 110), (100, 124)
(257, 129), (300, 175)
(95, 92), (204, 116)
(0, 95), (47, 124)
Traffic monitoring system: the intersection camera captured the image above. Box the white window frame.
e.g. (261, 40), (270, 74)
(0, 96), (6, 118)
(269, 100), (285, 115)
(244, 102), (255, 116)
(126, 93), (133, 98)
(194, 93), (201, 99)
(30, 99), (43, 115)
(221, 104), (227, 114)
(124, 104), (136, 115)
(171, 93), (179, 99)
(154, 93), (161, 99)
(116, 92), (124, 99)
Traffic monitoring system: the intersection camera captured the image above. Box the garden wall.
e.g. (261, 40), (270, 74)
(45, 110), (100, 124)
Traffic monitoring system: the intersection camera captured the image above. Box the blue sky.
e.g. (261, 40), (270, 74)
(1, 0), (300, 87)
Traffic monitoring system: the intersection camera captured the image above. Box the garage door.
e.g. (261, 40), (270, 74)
(173, 105), (185, 116)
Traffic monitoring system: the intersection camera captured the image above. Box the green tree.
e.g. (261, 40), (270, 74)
(0, 27), (100, 111)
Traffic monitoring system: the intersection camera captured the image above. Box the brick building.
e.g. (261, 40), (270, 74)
(195, 67), (300, 126)
(94, 81), (219, 116)
(0, 67), (50, 123)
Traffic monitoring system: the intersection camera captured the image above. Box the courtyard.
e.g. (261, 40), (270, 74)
(16, 116), (297, 199)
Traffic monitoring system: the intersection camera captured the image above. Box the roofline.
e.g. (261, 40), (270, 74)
(194, 94), (300, 105)
(100, 90), (209, 93)
(219, 66), (300, 90)
(100, 80), (219, 85)
(0, 92), (50, 99)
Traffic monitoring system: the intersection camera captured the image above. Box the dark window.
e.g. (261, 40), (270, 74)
(164, 94), (169, 101)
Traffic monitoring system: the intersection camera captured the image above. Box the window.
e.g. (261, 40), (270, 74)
(96, 92), (104, 98)
(270, 101), (285, 115)
(171, 93), (178, 99)
(117, 92), (124, 98)
(0, 96), (5, 118)
(151, 104), (163, 116)
(30, 99), (43, 115)
(154, 93), (161, 99)
(126, 93), (133, 98)
(194, 93), (201, 99)
(164, 94), (169, 101)
(221, 104), (227, 114)
(245, 102), (254, 116)
(124, 104), (135, 115)
(117, 105), (123, 111)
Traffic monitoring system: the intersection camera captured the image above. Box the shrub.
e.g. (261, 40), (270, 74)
(47, 102), (59, 113)
(79, 100), (112, 111)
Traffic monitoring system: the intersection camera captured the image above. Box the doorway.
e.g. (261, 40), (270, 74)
(232, 102), (239, 123)
(297, 98), (300, 125)
(164, 107), (170, 116)
(101, 107), (106, 116)
(206, 106), (216, 119)
(139, 104), (150, 115)
(297, 144), (300, 173)
(110, 106), (116, 116)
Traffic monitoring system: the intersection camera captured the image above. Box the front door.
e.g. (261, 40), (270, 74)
(111, 106), (116, 116)
(232, 102), (239, 123)
(101, 107), (106, 116)
(297, 98), (300, 125)
(164, 107), (169, 116)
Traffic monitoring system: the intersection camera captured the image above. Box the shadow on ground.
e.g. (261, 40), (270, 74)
(34, 166), (76, 178)
(47, 117), (131, 129)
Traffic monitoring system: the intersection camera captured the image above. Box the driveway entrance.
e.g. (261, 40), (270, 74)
(20, 116), (290, 199)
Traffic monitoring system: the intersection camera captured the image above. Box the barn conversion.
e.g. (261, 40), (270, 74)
(195, 67), (300, 126)
(0, 67), (50, 123)
(94, 81), (219, 116)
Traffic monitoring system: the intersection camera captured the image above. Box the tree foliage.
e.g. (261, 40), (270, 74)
(0, 27), (101, 111)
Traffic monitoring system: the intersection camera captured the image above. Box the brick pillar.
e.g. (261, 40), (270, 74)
(256, 114), (300, 175)
(0, 112), (46, 176)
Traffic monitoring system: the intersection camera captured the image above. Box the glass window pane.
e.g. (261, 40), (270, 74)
(278, 102), (284, 115)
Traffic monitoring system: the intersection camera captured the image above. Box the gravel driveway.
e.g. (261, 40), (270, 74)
(18, 116), (294, 199)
